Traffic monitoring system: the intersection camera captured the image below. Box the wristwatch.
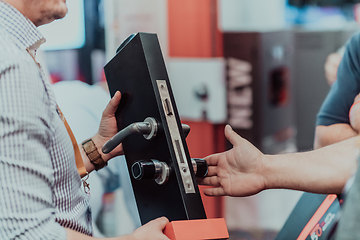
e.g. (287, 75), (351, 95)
(81, 138), (107, 171)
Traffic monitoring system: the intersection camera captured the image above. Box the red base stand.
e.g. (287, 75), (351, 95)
(164, 218), (229, 240)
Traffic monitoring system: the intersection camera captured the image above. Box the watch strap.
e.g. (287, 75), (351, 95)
(81, 138), (107, 171)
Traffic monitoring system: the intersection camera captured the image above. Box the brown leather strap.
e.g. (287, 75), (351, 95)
(57, 106), (88, 178)
(81, 138), (107, 171)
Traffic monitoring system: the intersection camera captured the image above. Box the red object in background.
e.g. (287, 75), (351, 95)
(182, 120), (226, 219)
(101, 69), (107, 82)
(168, 0), (225, 219)
(167, 0), (223, 57)
(76, 71), (87, 83)
(355, 4), (360, 24)
(164, 218), (229, 240)
(268, 67), (290, 107)
(49, 73), (62, 84)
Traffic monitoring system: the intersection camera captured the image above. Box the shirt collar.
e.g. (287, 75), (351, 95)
(0, 1), (46, 53)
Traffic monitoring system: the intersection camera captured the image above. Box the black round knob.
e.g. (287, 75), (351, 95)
(131, 160), (156, 180)
(193, 158), (208, 178)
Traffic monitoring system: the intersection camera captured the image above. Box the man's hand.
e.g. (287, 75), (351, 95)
(66, 216), (170, 240)
(349, 93), (360, 133)
(126, 217), (170, 240)
(94, 91), (124, 160)
(324, 52), (342, 86)
(200, 125), (267, 197)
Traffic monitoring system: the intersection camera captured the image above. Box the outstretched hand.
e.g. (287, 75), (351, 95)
(200, 125), (267, 197)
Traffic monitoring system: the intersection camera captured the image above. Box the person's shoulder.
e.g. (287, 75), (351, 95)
(0, 28), (19, 54)
(0, 28), (29, 72)
(339, 31), (360, 69)
(346, 32), (360, 49)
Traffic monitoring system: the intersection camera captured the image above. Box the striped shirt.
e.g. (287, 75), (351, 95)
(0, 2), (92, 239)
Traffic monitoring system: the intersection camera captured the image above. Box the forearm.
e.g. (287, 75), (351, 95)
(79, 134), (117, 174)
(66, 228), (133, 240)
(79, 137), (101, 174)
(66, 216), (170, 240)
(314, 124), (358, 149)
(265, 135), (360, 194)
(79, 91), (124, 174)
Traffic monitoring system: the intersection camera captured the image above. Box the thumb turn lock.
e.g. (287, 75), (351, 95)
(131, 159), (170, 185)
(131, 158), (208, 185)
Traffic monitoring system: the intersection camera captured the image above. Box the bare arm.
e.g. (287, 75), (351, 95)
(314, 93), (360, 150)
(314, 124), (357, 149)
(201, 125), (359, 197)
(266, 136), (359, 194)
(66, 217), (170, 240)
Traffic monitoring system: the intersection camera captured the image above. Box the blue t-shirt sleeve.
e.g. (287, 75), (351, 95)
(316, 33), (360, 126)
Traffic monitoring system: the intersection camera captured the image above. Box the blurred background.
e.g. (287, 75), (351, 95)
(38, 0), (360, 239)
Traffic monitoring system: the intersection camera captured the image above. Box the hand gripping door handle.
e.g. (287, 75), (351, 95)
(102, 117), (190, 154)
(102, 117), (157, 154)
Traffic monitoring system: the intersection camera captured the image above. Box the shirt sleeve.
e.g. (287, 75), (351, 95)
(0, 56), (67, 239)
(316, 33), (360, 126)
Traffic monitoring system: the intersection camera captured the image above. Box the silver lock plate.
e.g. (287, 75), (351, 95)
(156, 80), (195, 194)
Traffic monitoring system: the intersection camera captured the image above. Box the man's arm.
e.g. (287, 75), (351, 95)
(266, 134), (358, 194)
(315, 33), (360, 148)
(314, 91), (360, 150)
(0, 57), (72, 239)
(65, 217), (169, 240)
(79, 91), (124, 174)
(201, 125), (359, 197)
(314, 124), (357, 149)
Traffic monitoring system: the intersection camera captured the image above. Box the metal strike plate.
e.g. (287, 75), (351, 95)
(157, 80), (195, 194)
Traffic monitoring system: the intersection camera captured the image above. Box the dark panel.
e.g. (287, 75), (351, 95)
(104, 32), (206, 224)
(223, 31), (296, 154)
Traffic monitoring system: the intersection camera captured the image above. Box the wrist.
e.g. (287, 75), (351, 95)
(94, 132), (125, 160)
(81, 137), (108, 170)
(261, 154), (271, 191)
(92, 134), (112, 162)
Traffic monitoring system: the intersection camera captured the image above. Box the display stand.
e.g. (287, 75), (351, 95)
(103, 32), (229, 239)
(164, 218), (228, 240)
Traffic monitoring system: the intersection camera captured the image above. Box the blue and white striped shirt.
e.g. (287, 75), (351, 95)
(0, 2), (92, 239)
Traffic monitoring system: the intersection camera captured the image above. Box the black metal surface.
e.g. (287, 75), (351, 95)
(131, 160), (156, 180)
(104, 32), (207, 224)
(275, 192), (340, 240)
(223, 31), (295, 154)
